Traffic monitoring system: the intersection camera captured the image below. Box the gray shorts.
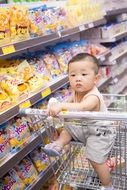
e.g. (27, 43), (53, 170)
(65, 120), (116, 164)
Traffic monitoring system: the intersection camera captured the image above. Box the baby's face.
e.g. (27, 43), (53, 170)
(68, 60), (99, 94)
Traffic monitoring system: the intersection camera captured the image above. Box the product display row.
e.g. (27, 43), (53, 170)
(0, 0), (103, 46)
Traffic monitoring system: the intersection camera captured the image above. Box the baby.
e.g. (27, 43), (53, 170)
(44, 53), (116, 190)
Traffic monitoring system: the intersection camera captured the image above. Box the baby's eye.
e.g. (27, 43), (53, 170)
(82, 73), (87, 76)
(71, 74), (75, 77)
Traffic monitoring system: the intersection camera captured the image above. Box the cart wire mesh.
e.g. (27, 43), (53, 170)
(20, 94), (127, 190)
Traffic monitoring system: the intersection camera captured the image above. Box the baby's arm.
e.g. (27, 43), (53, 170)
(48, 95), (99, 116)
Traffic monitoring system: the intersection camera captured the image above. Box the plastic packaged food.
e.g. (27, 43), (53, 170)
(0, 169), (25, 190)
(30, 145), (49, 173)
(10, 6), (29, 42)
(8, 117), (31, 151)
(0, 124), (10, 162)
(0, 8), (10, 46)
(14, 156), (38, 187)
(43, 53), (61, 79)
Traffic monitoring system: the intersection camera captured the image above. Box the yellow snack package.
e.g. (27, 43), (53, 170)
(10, 6), (30, 42)
(0, 8), (10, 46)
(0, 87), (12, 112)
(0, 74), (29, 102)
(16, 60), (34, 82)
(27, 74), (45, 92)
(14, 156), (38, 187)
(30, 145), (49, 173)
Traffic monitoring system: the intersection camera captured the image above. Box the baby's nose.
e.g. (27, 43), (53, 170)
(76, 76), (81, 81)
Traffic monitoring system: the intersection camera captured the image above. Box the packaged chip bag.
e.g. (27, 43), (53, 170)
(30, 145), (49, 173)
(14, 156), (38, 187)
(42, 8), (56, 35)
(29, 54), (51, 82)
(8, 117), (31, 151)
(10, 5), (30, 42)
(0, 74), (29, 102)
(0, 8), (10, 46)
(43, 53), (61, 79)
(29, 6), (45, 37)
(16, 60), (34, 82)
(0, 87), (12, 112)
(0, 124), (10, 162)
(27, 74), (45, 92)
(0, 169), (25, 190)
(53, 43), (72, 74)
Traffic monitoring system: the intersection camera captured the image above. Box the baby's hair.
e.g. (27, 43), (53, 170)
(68, 53), (100, 74)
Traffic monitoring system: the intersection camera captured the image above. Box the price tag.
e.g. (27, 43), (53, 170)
(100, 56), (105, 62)
(19, 100), (31, 109)
(88, 23), (94, 28)
(79, 25), (85, 31)
(2, 45), (16, 55)
(41, 87), (52, 98)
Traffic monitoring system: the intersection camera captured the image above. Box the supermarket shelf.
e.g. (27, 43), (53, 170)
(97, 50), (111, 64)
(112, 67), (127, 80)
(0, 33), (60, 58)
(109, 73), (127, 94)
(0, 18), (106, 58)
(30, 162), (58, 190)
(90, 31), (127, 43)
(0, 134), (42, 178)
(60, 18), (106, 37)
(106, 7), (127, 16)
(110, 50), (127, 65)
(98, 76), (112, 91)
(0, 75), (69, 125)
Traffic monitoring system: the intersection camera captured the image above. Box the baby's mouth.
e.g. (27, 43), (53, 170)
(76, 84), (82, 88)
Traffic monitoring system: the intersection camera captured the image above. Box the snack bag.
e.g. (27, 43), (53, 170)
(53, 43), (72, 74)
(30, 145), (49, 173)
(0, 8), (10, 46)
(0, 124), (10, 162)
(27, 74), (45, 92)
(14, 156), (38, 187)
(29, 7), (45, 37)
(0, 74), (29, 102)
(8, 117), (31, 151)
(0, 87), (12, 112)
(88, 44), (107, 56)
(0, 169), (25, 190)
(0, 74), (19, 101)
(16, 60), (34, 82)
(43, 53), (61, 78)
(29, 54), (51, 81)
(42, 8), (56, 35)
(55, 7), (67, 32)
(10, 6), (30, 42)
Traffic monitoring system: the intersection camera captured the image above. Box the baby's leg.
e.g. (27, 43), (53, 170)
(89, 160), (113, 189)
(55, 129), (72, 147)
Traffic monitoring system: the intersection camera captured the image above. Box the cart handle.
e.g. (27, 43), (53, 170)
(19, 108), (127, 121)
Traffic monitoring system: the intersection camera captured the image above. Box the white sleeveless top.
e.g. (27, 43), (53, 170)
(72, 86), (107, 112)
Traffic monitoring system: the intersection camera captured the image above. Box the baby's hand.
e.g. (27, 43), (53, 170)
(48, 104), (62, 117)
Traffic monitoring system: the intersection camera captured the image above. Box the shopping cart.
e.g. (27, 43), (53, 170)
(20, 94), (127, 190)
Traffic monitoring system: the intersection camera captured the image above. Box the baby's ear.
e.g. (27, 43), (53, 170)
(96, 73), (101, 80)
(94, 74), (101, 84)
